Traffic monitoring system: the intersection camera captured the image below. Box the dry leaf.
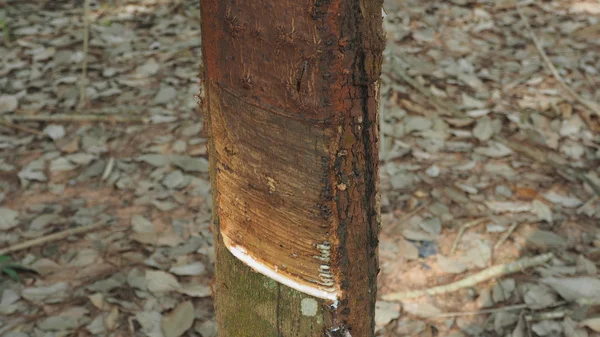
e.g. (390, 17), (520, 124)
(398, 239), (420, 260)
(30, 258), (61, 275)
(485, 201), (532, 213)
(581, 318), (600, 333)
(131, 215), (156, 233)
(195, 320), (218, 337)
(565, 317), (589, 337)
(473, 116), (495, 141)
(176, 284), (211, 298)
(492, 278), (515, 303)
(543, 191), (583, 208)
(402, 229), (435, 241)
(532, 200), (553, 223)
(29, 213), (61, 231)
(86, 315), (106, 335)
(542, 277), (600, 302)
(375, 301), (401, 330)
(162, 301), (195, 337)
(515, 187), (538, 200)
(419, 217), (442, 236)
(88, 293), (106, 310)
(38, 315), (82, 331)
(169, 262), (206, 276)
(43, 124), (66, 140)
(478, 288), (494, 308)
(146, 270), (181, 294)
(0, 207), (19, 230)
(0, 95), (18, 114)
(403, 302), (443, 318)
(135, 58), (161, 77)
(494, 311), (519, 335)
(0, 289), (20, 315)
(523, 284), (558, 309)
(132, 231), (183, 247)
(460, 239), (491, 269)
(135, 311), (164, 337)
(104, 306), (119, 331)
(576, 255), (597, 275)
(526, 230), (567, 250)
(71, 248), (100, 267)
(437, 255), (468, 274)
(512, 316), (527, 337)
(532, 320), (563, 336)
(22, 282), (70, 303)
(474, 142), (513, 157)
(570, 3), (600, 14)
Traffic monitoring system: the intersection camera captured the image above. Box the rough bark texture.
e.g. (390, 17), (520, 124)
(200, 0), (384, 335)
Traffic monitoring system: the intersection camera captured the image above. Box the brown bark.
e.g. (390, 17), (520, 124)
(200, 0), (384, 335)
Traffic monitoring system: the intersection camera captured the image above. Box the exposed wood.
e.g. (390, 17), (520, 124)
(200, 0), (384, 335)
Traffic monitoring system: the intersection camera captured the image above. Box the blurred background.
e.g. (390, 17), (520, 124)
(1, 0), (599, 336)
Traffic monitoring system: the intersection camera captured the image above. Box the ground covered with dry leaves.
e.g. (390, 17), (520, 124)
(1, 0), (600, 336)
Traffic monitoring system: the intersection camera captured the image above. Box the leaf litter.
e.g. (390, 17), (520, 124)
(0, 1), (215, 336)
(377, 0), (600, 335)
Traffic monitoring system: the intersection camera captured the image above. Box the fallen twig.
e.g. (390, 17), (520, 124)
(495, 137), (600, 198)
(451, 217), (489, 254)
(387, 201), (432, 235)
(516, 5), (600, 117)
(434, 300), (567, 318)
(0, 221), (109, 255)
(0, 118), (44, 136)
(4, 114), (149, 124)
(390, 56), (462, 117)
(382, 253), (553, 301)
(0, 262), (123, 335)
(433, 304), (528, 318)
(525, 311), (565, 322)
(101, 157), (115, 181)
(0, 296), (88, 335)
(494, 221), (521, 251)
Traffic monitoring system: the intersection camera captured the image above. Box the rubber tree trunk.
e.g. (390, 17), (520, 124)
(200, 0), (384, 336)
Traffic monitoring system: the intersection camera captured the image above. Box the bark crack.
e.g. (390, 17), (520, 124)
(296, 60), (308, 92)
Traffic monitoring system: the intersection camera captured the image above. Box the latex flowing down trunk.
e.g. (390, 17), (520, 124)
(200, 0), (384, 335)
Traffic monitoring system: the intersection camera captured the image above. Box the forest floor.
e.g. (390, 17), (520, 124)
(1, 0), (599, 336)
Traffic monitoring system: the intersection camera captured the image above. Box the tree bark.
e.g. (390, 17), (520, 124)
(200, 0), (384, 336)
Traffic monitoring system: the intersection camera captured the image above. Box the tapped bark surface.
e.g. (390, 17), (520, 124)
(200, 0), (384, 335)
